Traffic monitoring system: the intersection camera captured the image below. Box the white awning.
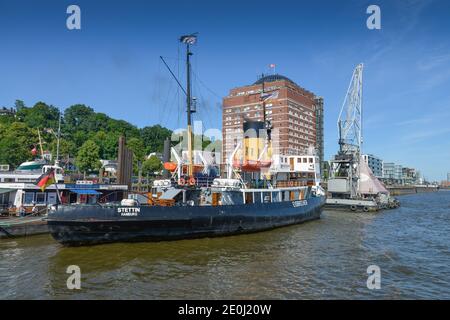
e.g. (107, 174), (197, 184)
(0, 188), (14, 194)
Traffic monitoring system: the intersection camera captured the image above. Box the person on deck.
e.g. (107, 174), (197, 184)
(18, 205), (26, 217)
(31, 202), (39, 215)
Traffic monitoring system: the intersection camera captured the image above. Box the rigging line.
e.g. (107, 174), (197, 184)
(167, 83), (180, 129)
(191, 68), (223, 106)
(195, 70), (219, 130)
(160, 55), (187, 96)
(159, 56), (183, 62)
(162, 82), (178, 128)
(156, 57), (163, 125)
(192, 76), (221, 115)
(196, 84), (213, 131)
(177, 43), (181, 129)
(160, 72), (176, 127)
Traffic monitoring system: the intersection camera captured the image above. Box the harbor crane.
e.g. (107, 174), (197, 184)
(328, 63), (364, 199)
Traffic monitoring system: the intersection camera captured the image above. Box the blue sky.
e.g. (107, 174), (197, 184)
(0, 0), (449, 181)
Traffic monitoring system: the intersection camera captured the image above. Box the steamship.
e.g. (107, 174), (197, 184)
(47, 34), (325, 246)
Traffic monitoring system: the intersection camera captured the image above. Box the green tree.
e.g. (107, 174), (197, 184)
(142, 155), (163, 176)
(127, 137), (146, 161)
(0, 122), (38, 167)
(17, 102), (60, 129)
(0, 113), (15, 125)
(107, 119), (140, 139)
(14, 99), (26, 111)
(76, 140), (101, 175)
(50, 138), (77, 160)
(63, 104), (95, 132)
(127, 137), (146, 174)
(91, 130), (120, 159)
(0, 136), (30, 167)
(140, 125), (172, 154)
(103, 133), (120, 159)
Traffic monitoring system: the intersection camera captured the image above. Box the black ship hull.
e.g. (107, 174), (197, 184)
(47, 196), (325, 246)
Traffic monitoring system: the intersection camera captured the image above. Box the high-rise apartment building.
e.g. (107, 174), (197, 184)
(222, 74), (323, 168)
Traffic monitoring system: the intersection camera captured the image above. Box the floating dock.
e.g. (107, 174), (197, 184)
(0, 216), (48, 239)
(387, 185), (439, 196)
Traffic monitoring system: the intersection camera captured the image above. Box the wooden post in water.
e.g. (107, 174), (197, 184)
(117, 136), (133, 194)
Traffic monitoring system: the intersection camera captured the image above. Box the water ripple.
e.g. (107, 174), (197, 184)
(1, 191), (449, 299)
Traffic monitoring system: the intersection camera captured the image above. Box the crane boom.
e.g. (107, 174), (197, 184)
(338, 63), (363, 155)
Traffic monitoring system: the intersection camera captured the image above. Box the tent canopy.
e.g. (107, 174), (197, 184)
(359, 157), (389, 195)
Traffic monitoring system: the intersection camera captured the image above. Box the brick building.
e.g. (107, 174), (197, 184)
(222, 74), (324, 168)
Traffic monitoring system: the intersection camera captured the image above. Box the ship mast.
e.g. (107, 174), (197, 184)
(180, 33), (197, 178)
(55, 109), (62, 166)
(37, 128), (44, 159)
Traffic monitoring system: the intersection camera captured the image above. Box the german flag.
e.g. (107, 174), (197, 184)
(35, 169), (56, 191)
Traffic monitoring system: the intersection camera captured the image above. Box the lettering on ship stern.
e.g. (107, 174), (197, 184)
(117, 207), (141, 216)
(292, 200), (308, 207)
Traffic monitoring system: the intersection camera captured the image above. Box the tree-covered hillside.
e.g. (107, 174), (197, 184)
(0, 100), (173, 173)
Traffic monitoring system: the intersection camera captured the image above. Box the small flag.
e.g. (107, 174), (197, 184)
(180, 34), (197, 44)
(269, 64), (276, 68)
(35, 169), (56, 192)
(262, 90), (279, 101)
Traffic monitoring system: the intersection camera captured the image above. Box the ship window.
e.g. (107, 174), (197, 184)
(309, 158), (313, 163)
(297, 158), (301, 163)
(303, 158), (307, 163)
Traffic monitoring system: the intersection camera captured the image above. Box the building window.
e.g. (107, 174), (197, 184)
(36, 192), (46, 204)
(24, 192), (35, 205)
(47, 193), (58, 205)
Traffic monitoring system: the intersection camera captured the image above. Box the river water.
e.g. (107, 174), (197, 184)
(1, 191), (449, 299)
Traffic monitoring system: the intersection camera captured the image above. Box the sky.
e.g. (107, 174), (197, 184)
(0, 0), (449, 181)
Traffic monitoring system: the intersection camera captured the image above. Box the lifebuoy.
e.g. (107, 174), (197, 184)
(350, 205), (357, 211)
(188, 177), (196, 186)
(363, 206), (369, 212)
(178, 178), (186, 186)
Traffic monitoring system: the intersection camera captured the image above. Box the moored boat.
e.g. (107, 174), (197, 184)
(47, 34), (325, 246)
(47, 186), (324, 245)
